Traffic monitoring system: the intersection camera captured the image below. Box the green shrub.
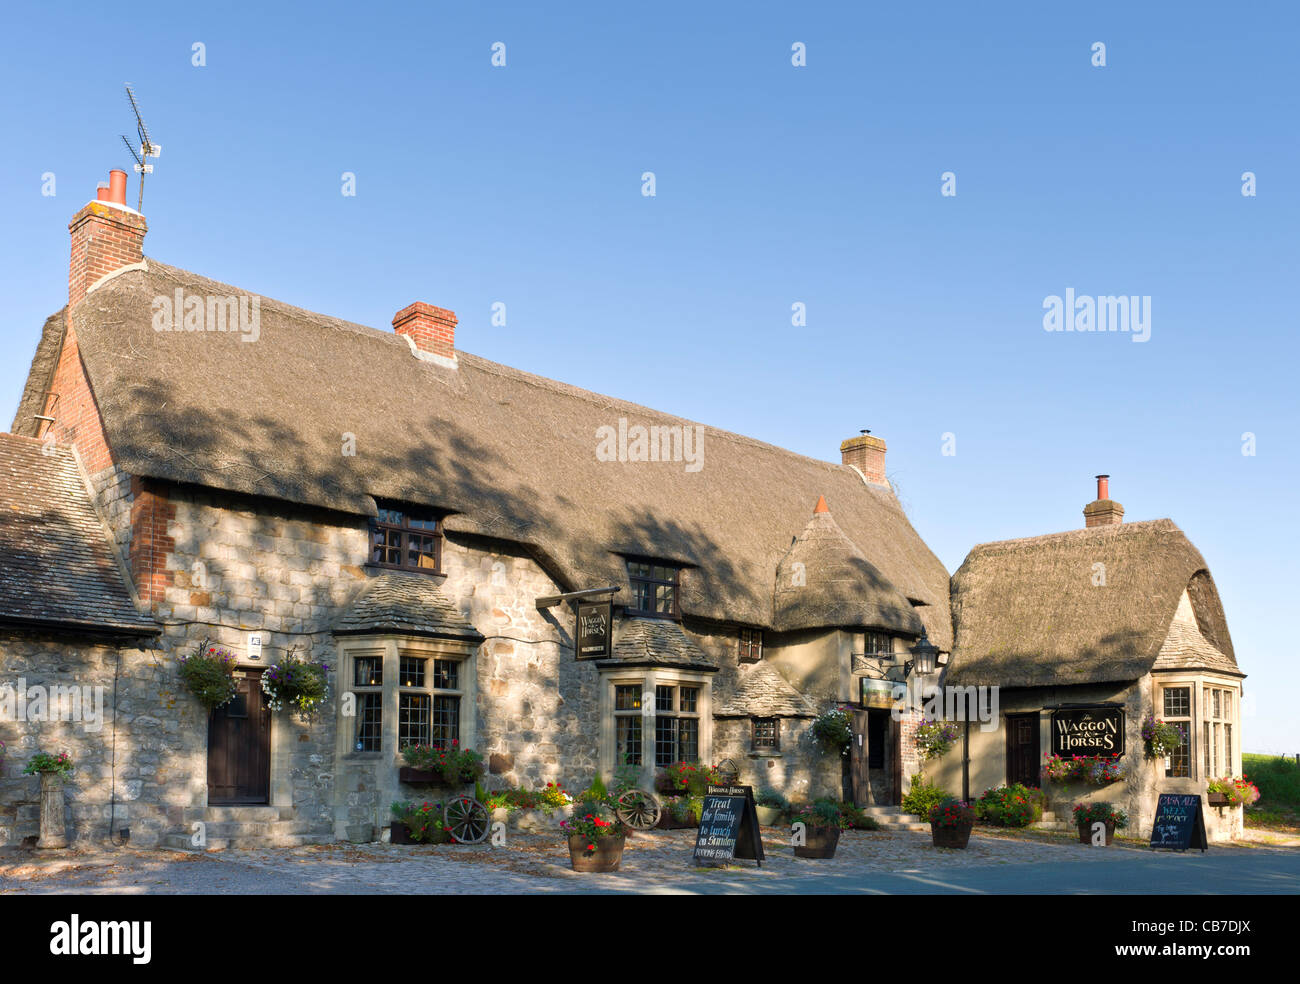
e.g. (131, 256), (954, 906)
(755, 787), (789, 810)
(901, 773), (949, 818)
(976, 784), (1044, 827)
(1243, 754), (1300, 810)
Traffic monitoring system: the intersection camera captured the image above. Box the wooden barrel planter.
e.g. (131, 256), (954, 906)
(390, 822), (416, 844)
(567, 834), (625, 872)
(1077, 820), (1115, 846)
(930, 822), (973, 849)
(793, 826), (840, 859)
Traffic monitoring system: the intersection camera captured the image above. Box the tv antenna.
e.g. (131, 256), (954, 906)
(120, 84), (160, 211)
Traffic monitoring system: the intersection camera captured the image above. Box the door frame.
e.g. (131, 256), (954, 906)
(1004, 711), (1041, 788)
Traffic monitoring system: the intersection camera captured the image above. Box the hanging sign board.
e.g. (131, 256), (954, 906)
(575, 598), (613, 660)
(1050, 706), (1125, 757)
(1149, 793), (1208, 852)
(693, 785), (764, 867)
(860, 678), (899, 710)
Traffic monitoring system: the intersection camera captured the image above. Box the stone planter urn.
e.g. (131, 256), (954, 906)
(755, 805), (784, 826)
(567, 833), (625, 872)
(37, 773), (69, 850)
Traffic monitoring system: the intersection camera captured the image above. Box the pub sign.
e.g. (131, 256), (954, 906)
(575, 598), (613, 660)
(1050, 706), (1125, 758)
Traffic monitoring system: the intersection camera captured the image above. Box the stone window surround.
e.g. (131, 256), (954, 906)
(1151, 672), (1242, 783)
(334, 635), (479, 767)
(598, 668), (712, 787)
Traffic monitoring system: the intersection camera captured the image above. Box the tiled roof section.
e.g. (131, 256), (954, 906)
(598, 618), (718, 671)
(0, 433), (153, 633)
(332, 571), (484, 641)
(715, 662), (818, 718)
(1152, 592), (1242, 676)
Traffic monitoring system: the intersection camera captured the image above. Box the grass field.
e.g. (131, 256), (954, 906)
(1243, 753), (1300, 832)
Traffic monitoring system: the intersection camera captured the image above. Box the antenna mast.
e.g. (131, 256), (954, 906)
(121, 84), (160, 211)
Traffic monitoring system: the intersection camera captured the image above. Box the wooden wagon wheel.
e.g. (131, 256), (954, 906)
(715, 758), (741, 785)
(615, 789), (662, 829)
(443, 795), (490, 844)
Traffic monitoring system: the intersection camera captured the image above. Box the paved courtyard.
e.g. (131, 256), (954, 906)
(3, 826), (1296, 894)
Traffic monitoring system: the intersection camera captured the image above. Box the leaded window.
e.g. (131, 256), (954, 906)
(627, 560), (680, 617)
(370, 505), (442, 574)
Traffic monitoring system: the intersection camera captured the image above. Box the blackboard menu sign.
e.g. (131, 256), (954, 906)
(575, 598), (613, 660)
(1051, 706), (1125, 757)
(1149, 793), (1208, 852)
(693, 785), (764, 867)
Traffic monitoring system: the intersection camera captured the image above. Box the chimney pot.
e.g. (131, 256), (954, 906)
(1083, 475), (1124, 527)
(67, 170), (148, 307)
(107, 169), (128, 206)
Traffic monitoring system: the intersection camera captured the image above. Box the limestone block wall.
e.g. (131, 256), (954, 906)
(0, 632), (204, 848)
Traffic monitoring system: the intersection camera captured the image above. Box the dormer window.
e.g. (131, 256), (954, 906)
(739, 628), (763, 662)
(370, 505), (442, 574)
(626, 560), (680, 618)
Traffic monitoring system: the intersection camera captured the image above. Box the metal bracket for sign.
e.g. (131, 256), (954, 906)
(534, 586), (620, 610)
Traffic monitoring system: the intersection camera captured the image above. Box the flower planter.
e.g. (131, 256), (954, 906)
(1077, 820), (1115, 845)
(794, 826), (840, 859)
(656, 812), (698, 830)
(37, 773), (69, 850)
(930, 821), (973, 849)
(1206, 792), (1231, 807)
(398, 767), (464, 785)
(755, 805), (784, 827)
(390, 822), (416, 844)
(567, 833), (625, 872)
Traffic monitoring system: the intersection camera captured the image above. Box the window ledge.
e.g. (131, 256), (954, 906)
(747, 750), (783, 759)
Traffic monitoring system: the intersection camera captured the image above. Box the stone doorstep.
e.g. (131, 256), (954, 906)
(163, 806), (333, 851)
(182, 806), (293, 823)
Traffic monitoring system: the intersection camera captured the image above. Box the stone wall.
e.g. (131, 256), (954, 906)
(0, 631), (203, 848)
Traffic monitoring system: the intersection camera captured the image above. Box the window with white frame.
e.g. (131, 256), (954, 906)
(605, 674), (711, 779)
(1203, 684), (1237, 778)
(654, 684), (700, 765)
(352, 652), (384, 752)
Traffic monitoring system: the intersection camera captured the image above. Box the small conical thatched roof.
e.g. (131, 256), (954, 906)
(947, 519), (1236, 687)
(773, 499), (924, 636)
(715, 661), (818, 717)
(598, 618), (718, 670)
(1152, 592), (1241, 676)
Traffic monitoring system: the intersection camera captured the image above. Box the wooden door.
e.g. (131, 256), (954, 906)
(849, 709), (872, 806)
(1005, 713), (1040, 788)
(208, 671), (271, 804)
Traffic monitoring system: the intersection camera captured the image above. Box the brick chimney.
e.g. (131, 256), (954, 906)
(393, 302), (457, 363)
(68, 169), (147, 308)
(1083, 474), (1124, 527)
(840, 430), (887, 486)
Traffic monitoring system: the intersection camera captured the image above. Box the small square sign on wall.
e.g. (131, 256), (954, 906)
(247, 633), (263, 661)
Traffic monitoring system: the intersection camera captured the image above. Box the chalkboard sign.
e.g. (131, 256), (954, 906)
(693, 784), (764, 867)
(1149, 793), (1208, 852)
(1050, 706), (1125, 757)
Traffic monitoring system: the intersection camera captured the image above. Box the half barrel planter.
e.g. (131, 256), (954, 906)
(793, 826), (840, 859)
(931, 821), (973, 849)
(567, 834), (626, 872)
(1077, 820), (1115, 845)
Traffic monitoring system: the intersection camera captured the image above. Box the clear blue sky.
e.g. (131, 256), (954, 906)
(2, 2), (1295, 753)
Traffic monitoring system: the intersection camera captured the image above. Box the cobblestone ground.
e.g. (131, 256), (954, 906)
(4, 825), (1267, 895)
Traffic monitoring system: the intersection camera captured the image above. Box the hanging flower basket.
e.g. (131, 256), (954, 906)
(261, 654), (330, 714)
(177, 643), (239, 710)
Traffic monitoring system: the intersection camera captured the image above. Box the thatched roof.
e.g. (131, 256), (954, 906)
(9, 311), (63, 437)
(715, 661), (818, 717)
(24, 259), (952, 644)
(598, 618), (718, 670)
(773, 498), (923, 635)
(332, 571), (483, 642)
(947, 519), (1236, 687)
(0, 433), (154, 635)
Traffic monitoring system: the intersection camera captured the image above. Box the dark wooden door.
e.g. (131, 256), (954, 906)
(1005, 713), (1040, 788)
(208, 671), (271, 804)
(850, 709), (871, 806)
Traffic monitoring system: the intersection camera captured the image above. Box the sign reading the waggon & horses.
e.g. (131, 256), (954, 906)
(574, 598), (613, 660)
(1050, 706), (1125, 757)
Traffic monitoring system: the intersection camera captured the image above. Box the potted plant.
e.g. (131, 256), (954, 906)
(261, 651), (330, 714)
(809, 707), (853, 756)
(655, 761), (719, 797)
(23, 752), (73, 850)
(928, 797), (976, 849)
(975, 784), (1044, 828)
(177, 643), (240, 710)
(399, 742), (486, 785)
(791, 800), (849, 858)
(390, 801), (451, 844)
(1141, 714), (1184, 759)
(1041, 753), (1128, 786)
(657, 794), (703, 829)
(754, 788), (788, 826)
(1206, 776), (1260, 808)
(1072, 802), (1128, 845)
(560, 812), (628, 872)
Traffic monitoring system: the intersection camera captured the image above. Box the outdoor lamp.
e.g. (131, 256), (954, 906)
(906, 630), (939, 678)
